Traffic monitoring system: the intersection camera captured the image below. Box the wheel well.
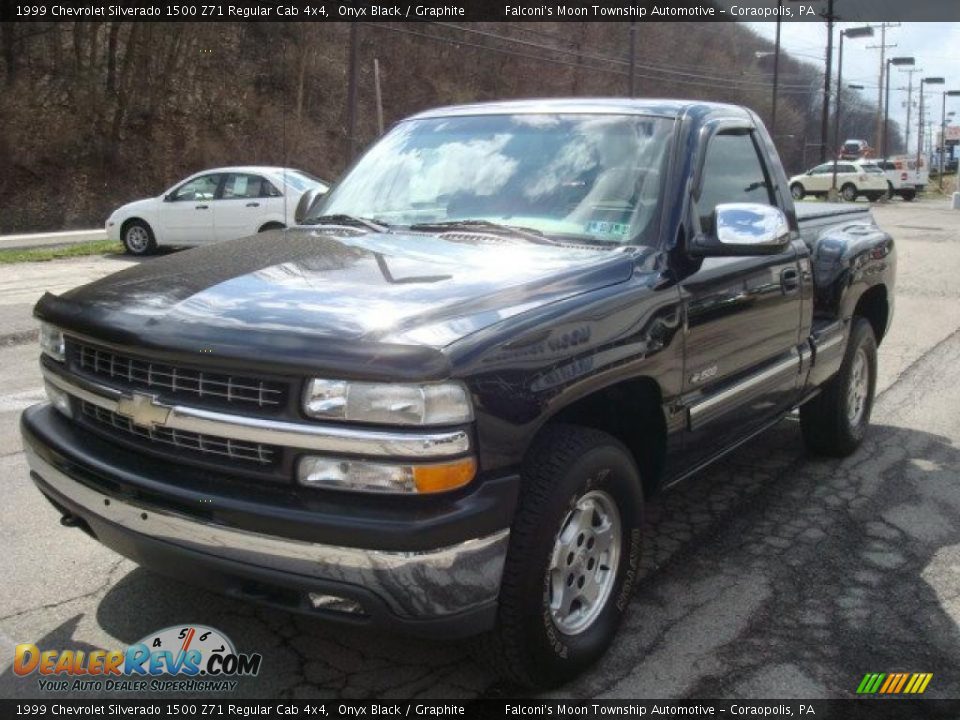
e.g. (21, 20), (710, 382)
(258, 221), (286, 232)
(120, 217), (150, 235)
(545, 377), (666, 497)
(854, 285), (889, 345)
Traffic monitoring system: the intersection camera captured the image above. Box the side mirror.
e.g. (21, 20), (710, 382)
(690, 203), (790, 257)
(294, 187), (326, 224)
(163, 193), (173, 202)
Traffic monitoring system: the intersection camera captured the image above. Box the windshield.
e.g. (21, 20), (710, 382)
(313, 113), (674, 246)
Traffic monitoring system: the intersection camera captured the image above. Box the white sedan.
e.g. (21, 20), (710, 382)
(788, 161), (888, 203)
(106, 166), (329, 255)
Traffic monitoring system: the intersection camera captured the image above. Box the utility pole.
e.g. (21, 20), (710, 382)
(373, 58), (384, 136)
(771, 0), (782, 135)
(820, 0), (836, 163)
(867, 22), (899, 151)
(346, 22), (359, 162)
(903, 67), (922, 152)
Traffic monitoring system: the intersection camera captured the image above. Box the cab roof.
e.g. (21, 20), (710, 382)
(407, 98), (754, 121)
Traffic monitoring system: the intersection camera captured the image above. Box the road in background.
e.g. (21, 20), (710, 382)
(0, 229), (106, 252)
(0, 201), (958, 699)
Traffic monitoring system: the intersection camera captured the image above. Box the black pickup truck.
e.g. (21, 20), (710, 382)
(21, 99), (895, 688)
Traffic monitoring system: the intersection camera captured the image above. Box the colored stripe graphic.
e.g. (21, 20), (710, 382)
(857, 672), (932, 694)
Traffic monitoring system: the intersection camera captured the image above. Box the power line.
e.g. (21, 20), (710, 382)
(431, 22), (818, 90)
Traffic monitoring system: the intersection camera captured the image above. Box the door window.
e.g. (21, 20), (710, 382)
(697, 131), (774, 233)
(222, 174), (276, 199)
(809, 164), (832, 175)
(837, 164), (857, 174)
(171, 174), (222, 201)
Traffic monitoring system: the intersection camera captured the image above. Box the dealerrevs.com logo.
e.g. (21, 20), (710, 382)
(14, 625), (262, 693)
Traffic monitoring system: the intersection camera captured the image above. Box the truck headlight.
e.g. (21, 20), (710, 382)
(39, 322), (65, 361)
(297, 456), (476, 494)
(303, 379), (473, 426)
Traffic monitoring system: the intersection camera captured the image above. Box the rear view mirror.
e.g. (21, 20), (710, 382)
(690, 203), (790, 257)
(294, 188), (326, 224)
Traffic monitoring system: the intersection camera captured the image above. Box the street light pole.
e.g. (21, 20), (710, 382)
(940, 90), (960, 190)
(919, 77), (945, 180)
(830, 26), (874, 200)
(882, 56), (915, 160)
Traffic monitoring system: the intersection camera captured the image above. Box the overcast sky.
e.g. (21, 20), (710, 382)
(746, 21), (960, 148)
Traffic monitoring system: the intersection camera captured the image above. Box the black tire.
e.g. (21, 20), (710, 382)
(866, 193), (883, 202)
(475, 424), (644, 688)
(790, 183), (805, 200)
(800, 317), (877, 457)
(901, 190), (916, 202)
(258, 222), (286, 233)
(841, 183), (858, 202)
(121, 220), (156, 256)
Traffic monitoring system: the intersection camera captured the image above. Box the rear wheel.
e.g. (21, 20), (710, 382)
(841, 184), (858, 202)
(476, 424), (644, 688)
(121, 220), (156, 256)
(800, 317), (877, 457)
(900, 189), (916, 202)
(790, 183), (805, 200)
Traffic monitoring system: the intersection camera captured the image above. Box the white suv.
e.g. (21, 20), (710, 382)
(788, 160), (889, 202)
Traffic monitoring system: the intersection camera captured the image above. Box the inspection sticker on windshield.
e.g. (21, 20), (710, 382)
(585, 221), (630, 238)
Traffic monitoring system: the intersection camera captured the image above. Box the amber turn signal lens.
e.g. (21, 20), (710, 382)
(412, 458), (477, 494)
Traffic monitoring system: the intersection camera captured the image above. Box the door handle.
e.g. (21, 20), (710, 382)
(195, 205), (209, 210)
(780, 267), (799, 294)
(245, 202), (260, 208)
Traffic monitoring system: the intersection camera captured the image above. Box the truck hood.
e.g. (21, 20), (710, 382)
(37, 228), (637, 378)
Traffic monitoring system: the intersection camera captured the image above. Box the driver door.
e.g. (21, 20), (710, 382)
(160, 173), (223, 244)
(677, 129), (803, 470)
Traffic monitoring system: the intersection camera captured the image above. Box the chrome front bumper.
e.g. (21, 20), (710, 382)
(25, 443), (509, 621)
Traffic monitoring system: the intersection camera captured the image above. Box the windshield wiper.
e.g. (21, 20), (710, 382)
(302, 214), (390, 233)
(407, 219), (555, 244)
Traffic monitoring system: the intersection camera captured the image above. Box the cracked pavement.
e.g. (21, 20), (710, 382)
(1, 201), (959, 699)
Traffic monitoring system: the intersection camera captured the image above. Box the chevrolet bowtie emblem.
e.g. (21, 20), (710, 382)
(115, 392), (172, 429)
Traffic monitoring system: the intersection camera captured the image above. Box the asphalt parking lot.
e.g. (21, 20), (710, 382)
(1, 199), (959, 700)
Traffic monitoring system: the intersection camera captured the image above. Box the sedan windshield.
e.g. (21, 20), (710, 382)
(313, 114), (673, 246)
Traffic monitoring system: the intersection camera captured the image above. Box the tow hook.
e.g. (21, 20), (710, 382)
(59, 514), (83, 528)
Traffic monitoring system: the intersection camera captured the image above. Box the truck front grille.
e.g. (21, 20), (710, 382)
(72, 342), (286, 410)
(80, 401), (278, 465)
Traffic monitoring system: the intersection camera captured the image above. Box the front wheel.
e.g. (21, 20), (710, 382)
(476, 424), (644, 688)
(841, 184), (859, 202)
(121, 220), (156, 256)
(800, 317), (877, 457)
(790, 183), (805, 200)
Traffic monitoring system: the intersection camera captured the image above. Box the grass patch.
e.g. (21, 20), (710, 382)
(0, 239), (123, 264)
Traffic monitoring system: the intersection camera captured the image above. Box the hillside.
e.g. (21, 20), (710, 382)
(0, 21), (903, 233)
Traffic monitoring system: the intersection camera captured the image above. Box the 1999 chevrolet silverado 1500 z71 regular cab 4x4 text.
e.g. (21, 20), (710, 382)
(21, 100), (895, 687)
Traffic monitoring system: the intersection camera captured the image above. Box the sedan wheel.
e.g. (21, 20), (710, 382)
(122, 221), (156, 256)
(841, 184), (858, 202)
